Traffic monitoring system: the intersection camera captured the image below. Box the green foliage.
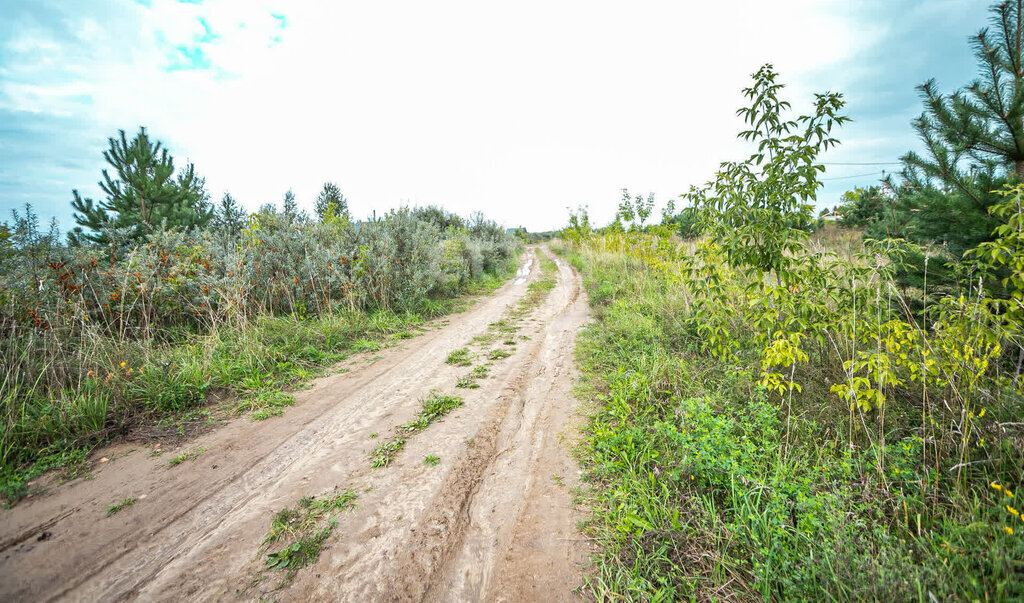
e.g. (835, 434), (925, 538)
(314, 182), (349, 223)
(423, 454), (440, 466)
(684, 64), (848, 283)
(106, 497), (137, 516)
(70, 127), (210, 246)
(446, 348), (472, 366)
(167, 447), (205, 466)
(262, 490), (358, 575)
(1, 198), (520, 503)
(556, 55), (1024, 600)
(836, 186), (888, 228)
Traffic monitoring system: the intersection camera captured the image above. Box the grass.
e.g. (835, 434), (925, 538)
(558, 237), (1024, 601)
(167, 447), (205, 466)
(372, 392), (463, 468)
(262, 490), (358, 576)
(488, 349), (512, 360)
(0, 263), (518, 507)
(370, 438), (407, 469)
(455, 376), (480, 389)
(106, 496), (137, 516)
(445, 348), (472, 366)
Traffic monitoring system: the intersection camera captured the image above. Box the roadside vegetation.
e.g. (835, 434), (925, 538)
(260, 490), (358, 577)
(558, 4), (1024, 598)
(0, 131), (520, 505)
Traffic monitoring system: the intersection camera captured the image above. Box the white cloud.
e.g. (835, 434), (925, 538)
(0, 0), (931, 230)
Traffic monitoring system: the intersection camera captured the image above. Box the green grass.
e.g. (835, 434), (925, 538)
(262, 490), (358, 576)
(559, 239), (1024, 601)
(455, 376), (480, 389)
(370, 438), (406, 469)
(372, 392), (464, 469)
(445, 348), (472, 366)
(487, 349), (511, 360)
(167, 447), (205, 466)
(0, 270), (517, 507)
(106, 496), (137, 516)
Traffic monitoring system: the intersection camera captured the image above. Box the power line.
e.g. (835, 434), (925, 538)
(820, 170), (886, 181)
(821, 161), (902, 166)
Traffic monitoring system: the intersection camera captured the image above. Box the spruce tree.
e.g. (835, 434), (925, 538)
(282, 189), (298, 223)
(70, 127), (210, 245)
(314, 182), (349, 222)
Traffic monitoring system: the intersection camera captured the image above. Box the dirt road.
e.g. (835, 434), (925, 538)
(0, 246), (592, 601)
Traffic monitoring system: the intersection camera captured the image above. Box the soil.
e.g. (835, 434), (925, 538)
(0, 245), (593, 602)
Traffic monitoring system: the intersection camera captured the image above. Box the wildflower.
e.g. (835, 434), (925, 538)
(87, 370), (94, 377)
(979, 408), (986, 418)
(992, 482), (1004, 493)
(1005, 526), (1014, 535)
(120, 361), (127, 368)
(127, 368), (133, 375)
(1009, 506), (1020, 517)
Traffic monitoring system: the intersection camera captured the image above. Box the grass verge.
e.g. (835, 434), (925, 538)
(558, 240), (1024, 601)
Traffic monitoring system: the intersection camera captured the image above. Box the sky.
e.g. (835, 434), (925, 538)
(0, 0), (993, 233)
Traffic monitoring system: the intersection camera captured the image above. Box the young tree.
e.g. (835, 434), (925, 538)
(282, 189), (299, 223)
(70, 127), (210, 245)
(686, 64), (848, 283)
(315, 182), (349, 222)
(214, 192), (247, 238)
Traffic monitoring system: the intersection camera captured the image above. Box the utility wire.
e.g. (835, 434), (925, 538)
(820, 170), (886, 181)
(821, 161), (902, 166)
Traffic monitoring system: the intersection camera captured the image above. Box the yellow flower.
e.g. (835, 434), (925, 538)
(119, 361), (127, 368)
(1005, 526), (1014, 535)
(992, 482), (1004, 492)
(1007, 490), (1015, 499)
(979, 408), (986, 418)
(1008, 506), (1020, 517)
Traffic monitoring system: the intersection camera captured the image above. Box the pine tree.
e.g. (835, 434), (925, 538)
(70, 127), (210, 245)
(889, 0), (1023, 255)
(214, 192), (247, 238)
(314, 182), (349, 222)
(282, 189), (298, 224)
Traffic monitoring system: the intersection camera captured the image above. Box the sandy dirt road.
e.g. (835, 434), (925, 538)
(0, 246), (592, 602)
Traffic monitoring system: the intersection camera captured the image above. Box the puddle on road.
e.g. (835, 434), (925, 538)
(513, 259), (532, 285)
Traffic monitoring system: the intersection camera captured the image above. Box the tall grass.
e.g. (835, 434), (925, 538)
(0, 206), (520, 504)
(558, 230), (1024, 600)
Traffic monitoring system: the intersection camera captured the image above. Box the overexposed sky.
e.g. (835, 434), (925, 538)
(0, 0), (990, 231)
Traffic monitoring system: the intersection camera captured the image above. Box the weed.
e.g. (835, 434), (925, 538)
(488, 349), (511, 360)
(503, 338), (516, 345)
(470, 365), (489, 378)
(424, 454), (440, 466)
(369, 432), (378, 439)
(167, 448), (205, 466)
(106, 497), (137, 516)
(455, 377), (480, 389)
(262, 490), (358, 575)
(445, 348), (472, 366)
(370, 438), (406, 468)
(350, 339), (382, 353)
